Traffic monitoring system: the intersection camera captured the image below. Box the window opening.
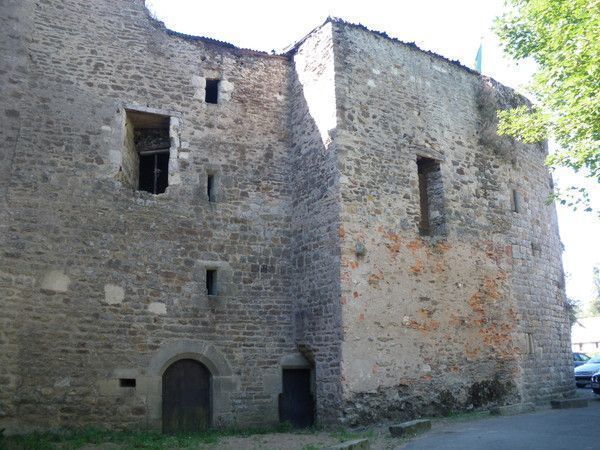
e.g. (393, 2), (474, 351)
(511, 189), (520, 213)
(124, 110), (171, 195)
(205, 79), (220, 104)
(206, 269), (217, 296)
(526, 333), (534, 354)
(207, 174), (215, 202)
(417, 156), (445, 236)
(119, 378), (136, 388)
(139, 151), (169, 194)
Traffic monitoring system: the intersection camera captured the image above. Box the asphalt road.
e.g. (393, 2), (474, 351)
(400, 389), (600, 450)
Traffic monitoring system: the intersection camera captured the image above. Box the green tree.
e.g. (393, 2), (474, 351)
(495, 0), (599, 211)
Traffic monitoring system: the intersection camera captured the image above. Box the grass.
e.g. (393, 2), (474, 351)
(329, 427), (375, 442)
(0, 423), (301, 450)
(0, 411), (494, 450)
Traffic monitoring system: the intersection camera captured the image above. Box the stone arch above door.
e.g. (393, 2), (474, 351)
(142, 341), (239, 429)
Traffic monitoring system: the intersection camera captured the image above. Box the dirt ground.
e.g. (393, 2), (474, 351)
(202, 428), (399, 450)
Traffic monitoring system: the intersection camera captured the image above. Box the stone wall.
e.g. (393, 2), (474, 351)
(0, 0), (36, 432)
(289, 22), (343, 424)
(332, 21), (573, 425)
(0, 2), (573, 433)
(0, 0), (298, 433)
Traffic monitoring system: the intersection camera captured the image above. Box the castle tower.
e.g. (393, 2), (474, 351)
(0, 0), (573, 433)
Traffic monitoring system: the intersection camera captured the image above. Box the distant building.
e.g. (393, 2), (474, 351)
(572, 317), (600, 354)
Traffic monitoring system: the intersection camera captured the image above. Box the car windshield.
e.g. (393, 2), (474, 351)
(588, 355), (600, 364)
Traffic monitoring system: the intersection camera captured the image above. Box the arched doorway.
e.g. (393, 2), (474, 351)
(162, 359), (211, 433)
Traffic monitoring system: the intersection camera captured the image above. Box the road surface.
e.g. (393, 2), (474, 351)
(400, 388), (600, 450)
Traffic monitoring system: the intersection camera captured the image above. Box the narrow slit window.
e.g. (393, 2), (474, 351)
(207, 174), (215, 202)
(205, 79), (220, 104)
(526, 333), (534, 354)
(417, 156), (445, 236)
(206, 269), (217, 296)
(511, 189), (520, 213)
(119, 378), (136, 388)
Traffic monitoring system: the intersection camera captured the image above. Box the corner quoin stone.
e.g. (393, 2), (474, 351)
(148, 302), (167, 315)
(550, 398), (589, 409)
(40, 270), (70, 293)
(389, 419), (432, 437)
(103, 284), (125, 305)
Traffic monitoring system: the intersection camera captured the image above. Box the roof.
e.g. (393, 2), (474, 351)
(142, 8), (523, 93)
(144, 5), (484, 77)
(286, 17), (482, 78)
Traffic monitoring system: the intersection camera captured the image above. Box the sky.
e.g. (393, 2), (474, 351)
(146, 0), (599, 310)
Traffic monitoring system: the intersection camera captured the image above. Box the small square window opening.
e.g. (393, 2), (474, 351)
(205, 79), (220, 104)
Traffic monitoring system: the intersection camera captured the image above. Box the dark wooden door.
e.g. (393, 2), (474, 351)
(279, 368), (314, 428)
(162, 359), (211, 433)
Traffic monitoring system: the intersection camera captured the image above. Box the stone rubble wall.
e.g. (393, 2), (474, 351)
(331, 22), (573, 425)
(0, 1), (573, 433)
(0, 0), (298, 433)
(289, 22), (344, 425)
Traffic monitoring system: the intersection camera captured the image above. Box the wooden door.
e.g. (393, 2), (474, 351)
(162, 359), (211, 433)
(279, 368), (314, 428)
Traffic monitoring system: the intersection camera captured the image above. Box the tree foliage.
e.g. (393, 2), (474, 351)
(495, 0), (600, 207)
(565, 297), (581, 325)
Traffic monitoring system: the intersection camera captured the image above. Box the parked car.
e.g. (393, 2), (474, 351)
(591, 371), (600, 395)
(573, 352), (590, 367)
(574, 355), (600, 387)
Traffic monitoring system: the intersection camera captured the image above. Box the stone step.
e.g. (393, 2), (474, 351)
(490, 402), (536, 416)
(550, 398), (589, 409)
(323, 438), (370, 450)
(389, 419), (432, 437)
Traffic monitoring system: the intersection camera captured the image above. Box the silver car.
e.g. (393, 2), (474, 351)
(573, 352), (590, 367)
(574, 355), (600, 387)
(591, 371), (600, 395)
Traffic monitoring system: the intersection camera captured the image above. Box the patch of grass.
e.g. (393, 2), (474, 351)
(2, 424), (313, 450)
(330, 428), (374, 442)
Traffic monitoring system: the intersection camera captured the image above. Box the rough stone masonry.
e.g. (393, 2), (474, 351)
(0, 0), (574, 434)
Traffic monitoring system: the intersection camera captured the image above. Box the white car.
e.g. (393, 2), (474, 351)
(574, 355), (600, 387)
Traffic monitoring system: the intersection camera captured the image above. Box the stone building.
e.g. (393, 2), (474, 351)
(0, 0), (574, 434)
